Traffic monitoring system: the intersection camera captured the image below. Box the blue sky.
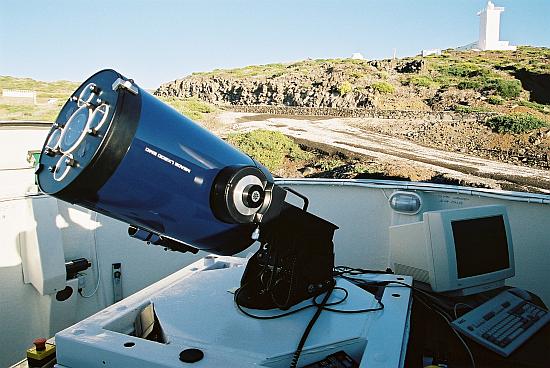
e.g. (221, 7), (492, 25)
(1, 0), (549, 88)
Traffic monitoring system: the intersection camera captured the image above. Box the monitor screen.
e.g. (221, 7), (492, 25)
(451, 215), (510, 279)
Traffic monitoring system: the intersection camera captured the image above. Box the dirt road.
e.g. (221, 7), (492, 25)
(216, 112), (550, 193)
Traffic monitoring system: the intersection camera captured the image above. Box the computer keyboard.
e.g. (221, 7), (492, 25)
(452, 289), (550, 357)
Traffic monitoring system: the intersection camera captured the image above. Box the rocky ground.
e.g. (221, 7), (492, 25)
(155, 46), (550, 193)
(345, 117), (550, 170)
(213, 111), (550, 194)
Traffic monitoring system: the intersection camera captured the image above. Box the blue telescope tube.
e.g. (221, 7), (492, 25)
(37, 69), (272, 254)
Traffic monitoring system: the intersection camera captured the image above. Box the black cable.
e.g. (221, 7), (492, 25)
(312, 286), (385, 314)
(337, 270), (455, 320)
(339, 272), (474, 367)
(234, 286), (316, 320)
(333, 265), (393, 277)
(233, 282), (348, 320)
(237, 264), (472, 367)
(234, 267), (395, 368)
(381, 280), (455, 321)
(290, 279), (335, 368)
(413, 292), (476, 368)
(234, 283), (381, 319)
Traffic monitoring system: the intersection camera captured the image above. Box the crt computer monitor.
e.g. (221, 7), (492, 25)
(389, 205), (515, 296)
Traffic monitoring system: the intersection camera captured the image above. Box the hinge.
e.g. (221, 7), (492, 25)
(112, 78), (139, 95)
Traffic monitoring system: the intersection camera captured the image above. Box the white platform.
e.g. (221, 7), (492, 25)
(54, 256), (412, 368)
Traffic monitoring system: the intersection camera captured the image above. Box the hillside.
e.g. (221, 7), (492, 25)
(155, 46), (550, 120)
(0, 76), (217, 123)
(0, 76), (79, 121)
(155, 46), (550, 192)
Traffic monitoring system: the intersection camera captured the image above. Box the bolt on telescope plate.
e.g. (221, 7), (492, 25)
(37, 70), (124, 195)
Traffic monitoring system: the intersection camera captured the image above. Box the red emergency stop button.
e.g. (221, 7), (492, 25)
(33, 338), (47, 351)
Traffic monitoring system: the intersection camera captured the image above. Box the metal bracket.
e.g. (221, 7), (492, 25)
(112, 78), (139, 95)
(112, 263), (123, 303)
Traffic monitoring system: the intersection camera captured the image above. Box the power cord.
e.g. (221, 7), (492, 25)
(289, 279), (335, 368)
(453, 302), (474, 319)
(234, 271), (389, 368)
(413, 293), (476, 368)
(79, 212), (101, 299)
(334, 267), (477, 368)
(234, 283), (385, 319)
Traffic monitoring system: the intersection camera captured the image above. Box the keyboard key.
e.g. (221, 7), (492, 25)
(506, 327), (524, 341)
(483, 311), (496, 320)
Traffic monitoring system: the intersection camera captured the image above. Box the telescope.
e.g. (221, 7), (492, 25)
(36, 69), (337, 310)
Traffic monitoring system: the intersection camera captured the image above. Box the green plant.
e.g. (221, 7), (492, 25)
(349, 71), (365, 79)
(518, 100), (550, 114)
(315, 158), (345, 171)
(484, 114), (547, 134)
(226, 129), (312, 172)
(483, 78), (522, 98)
(338, 81), (353, 95)
(405, 75), (436, 88)
(372, 81), (395, 94)
(457, 80), (482, 90)
(159, 97), (215, 121)
(487, 95), (504, 105)
(377, 71), (390, 80)
(438, 62), (489, 78)
(453, 105), (490, 113)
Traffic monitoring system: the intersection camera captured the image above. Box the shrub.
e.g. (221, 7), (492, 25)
(484, 114), (547, 134)
(405, 75), (435, 88)
(226, 129), (312, 171)
(440, 62), (488, 78)
(457, 80), (482, 90)
(518, 100), (550, 114)
(349, 71), (365, 79)
(160, 97), (215, 121)
(483, 78), (522, 98)
(315, 158), (345, 171)
(378, 71), (390, 79)
(487, 95), (504, 105)
(338, 81), (354, 95)
(372, 81), (395, 94)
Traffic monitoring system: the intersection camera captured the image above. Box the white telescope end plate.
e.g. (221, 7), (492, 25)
(54, 256), (412, 368)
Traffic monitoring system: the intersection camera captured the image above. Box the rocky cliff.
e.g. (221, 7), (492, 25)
(155, 46), (550, 119)
(155, 59), (433, 110)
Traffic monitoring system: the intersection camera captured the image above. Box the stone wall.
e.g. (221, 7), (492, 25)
(223, 104), (495, 123)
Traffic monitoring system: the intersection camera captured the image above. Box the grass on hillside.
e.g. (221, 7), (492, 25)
(0, 76), (78, 121)
(0, 76), (78, 100)
(227, 129), (313, 172)
(183, 46), (550, 122)
(0, 75), (217, 122)
(0, 102), (65, 121)
(189, 46), (550, 81)
(158, 96), (217, 121)
(484, 113), (548, 134)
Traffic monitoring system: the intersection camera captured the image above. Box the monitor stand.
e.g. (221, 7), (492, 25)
(413, 279), (506, 297)
(443, 280), (506, 297)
